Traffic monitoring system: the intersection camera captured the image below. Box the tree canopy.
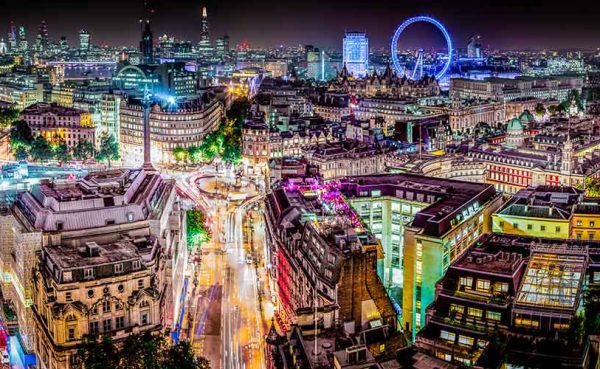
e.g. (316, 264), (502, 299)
(30, 136), (53, 163)
(0, 107), (20, 129)
(9, 120), (33, 149)
(73, 140), (96, 161)
(186, 209), (210, 251)
(96, 133), (120, 168)
(76, 332), (210, 369)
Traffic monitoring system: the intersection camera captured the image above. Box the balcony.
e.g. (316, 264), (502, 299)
(429, 314), (504, 336)
(439, 288), (510, 308)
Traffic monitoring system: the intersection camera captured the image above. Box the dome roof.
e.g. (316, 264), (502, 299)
(507, 117), (524, 133)
(519, 110), (535, 124)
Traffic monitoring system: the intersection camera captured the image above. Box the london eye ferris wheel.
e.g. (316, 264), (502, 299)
(390, 16), (453, 80)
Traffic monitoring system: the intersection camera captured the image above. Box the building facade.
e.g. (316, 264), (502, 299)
(120, 95), (223, 165)
(0, 168), (188, 369)
(342, 32), (369, 78)
(20, 103), (95, 148)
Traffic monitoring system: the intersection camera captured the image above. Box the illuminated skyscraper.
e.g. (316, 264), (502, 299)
(198, 6), (213, 58)
(140, 0), (154, 64)
(79, 29), (91, 54)
(215, 35), (229, 59)
(343, 31), (368, 78)
(18, 26), (28, 52)
(8, 21), (17, 51)
(36, 20), (49, 53)
(467, 34), (482, 58)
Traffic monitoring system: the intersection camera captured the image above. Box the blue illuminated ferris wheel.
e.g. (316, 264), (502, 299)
(390, 16), (453, 80)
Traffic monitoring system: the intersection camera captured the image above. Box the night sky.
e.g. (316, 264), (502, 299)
(1, 0), (599, 50)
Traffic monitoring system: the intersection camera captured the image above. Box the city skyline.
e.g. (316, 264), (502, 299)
(1, 0), (600, 50)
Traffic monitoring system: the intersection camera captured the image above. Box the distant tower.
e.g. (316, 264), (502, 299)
(8, 21), (17, 51)
(18, 26), (27, 52)
(467, 35), (482, 58)
(343, 31), (368, 78)
(201, 6), (210, 43)
(198, 6), (213, 58)
(561, 134), (575, 175)
(140, 0), (154, 64)
(0, 39), (6, 55)
(59, 36), (69, 51)
(36, 21), (49, 52)
(79, 30), (91, 54)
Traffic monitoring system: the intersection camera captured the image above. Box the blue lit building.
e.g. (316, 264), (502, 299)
(343, 31), (369, 78)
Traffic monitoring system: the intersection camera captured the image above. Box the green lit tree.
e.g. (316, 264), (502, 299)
(13, 145), (29, 161)
(96, 133), (120, 168)
(187, 209), (210, 251)
(30, 136), (53, 163)
(0, 107), (20, 129)
(9, 120), (33, 149)
(53, 141), (72, 163)
(162, 341), (210, 369)
(187, 146), (201, 163)
(172, 146), (188, 163)
(73, 140), (96, 161)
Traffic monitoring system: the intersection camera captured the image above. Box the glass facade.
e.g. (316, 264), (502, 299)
(343, 31), (368, 78)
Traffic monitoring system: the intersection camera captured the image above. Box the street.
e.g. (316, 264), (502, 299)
(178, 166), (269, 369)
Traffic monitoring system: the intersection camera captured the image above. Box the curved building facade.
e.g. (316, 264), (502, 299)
(120, 95), (223, 165)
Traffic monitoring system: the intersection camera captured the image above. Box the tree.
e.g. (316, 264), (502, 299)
(0, 107), (20, 129)
(30, 136), (53, 163)
(162, 341), (210, 369)
(73, 140), (96, 161)
(548, 105), (559, 116)
(221, 137), (242, 165)
(13, 145), (29, 161)
(566, 314), (584, 347)
(76, 332), (210, 369)
(96, 133), (120, 168)
(9, 120), (33, 149)
(187, 146), (201, 163)
(534, 102), (546, 117)
(187, 209), (210, 251)
(53, 141), (71, 163)
(172, 147), (188, 163)
(76, 335), (119, 369)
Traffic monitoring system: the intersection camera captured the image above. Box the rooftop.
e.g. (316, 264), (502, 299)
(339, 173), (498, 237)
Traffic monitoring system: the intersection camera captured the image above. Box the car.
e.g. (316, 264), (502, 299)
(246, 255), (253, 264)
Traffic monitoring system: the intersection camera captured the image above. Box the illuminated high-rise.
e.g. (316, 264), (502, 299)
(343, 31), (369, 78)
(8, 21), (17, 51)
(140, 0), (154, 64)
(36, 20), (48, 53)
(79, 29), (91, 54)
(198, 6), (213, 58)
(18, 25), (28, 52)
(467, 34), (482, 58)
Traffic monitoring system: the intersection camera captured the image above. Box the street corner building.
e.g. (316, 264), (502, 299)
(0, 167), (188, 369)
(261, 173), (504, 363)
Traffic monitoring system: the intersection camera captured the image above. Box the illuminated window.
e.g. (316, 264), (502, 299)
(496, 282), (509, 293)
(440, 330), (455, 343)
(476, 279), (490, 292)
(467, 307), (483, 318)
(486, 311), (501, 321)
(555, 226), (561, 233)
(458, 335), (474, 347)
(459, 276), (473, 289)
(540, 225), (546, 231)
(450, 304), (464, 315)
